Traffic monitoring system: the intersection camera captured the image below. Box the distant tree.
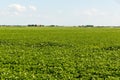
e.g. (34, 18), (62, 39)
(78, 25), (83, 27)
(38, 25), (44, 27)
(28, 24), (37, 27)
(85, 25), (94, 27)
(49, 25), (56, 27)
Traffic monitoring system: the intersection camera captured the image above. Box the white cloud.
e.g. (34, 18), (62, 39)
(72, 8), (107, 17)
(8, 4), (26, 12)
(0, 11), (7, 16)
(7, 4), (38, 16)
(29, 5), (37, 11)
(57, 10), (63, 14)
(12, 12), (19, 16)
(83, 8), (107, 16)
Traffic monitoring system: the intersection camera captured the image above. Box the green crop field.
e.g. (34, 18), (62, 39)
(0, 27), (120, 79)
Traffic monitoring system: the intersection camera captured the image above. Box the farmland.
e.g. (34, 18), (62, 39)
(0, 27), (120, 79)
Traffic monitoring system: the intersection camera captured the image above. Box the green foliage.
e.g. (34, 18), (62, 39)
(0, 27), (120, 79)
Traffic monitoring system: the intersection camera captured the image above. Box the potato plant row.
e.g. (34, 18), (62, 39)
(0, 27), (120, 79)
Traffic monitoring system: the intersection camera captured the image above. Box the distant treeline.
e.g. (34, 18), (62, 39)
(0, 24), (119, 28)
(27, 24), (65, 27)
(28, 24), (95, 27)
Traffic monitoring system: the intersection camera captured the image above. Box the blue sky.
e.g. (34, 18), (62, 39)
(0, 0), (120, 26)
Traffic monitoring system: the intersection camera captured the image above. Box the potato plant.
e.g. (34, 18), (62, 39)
(0, 27), (120, 79)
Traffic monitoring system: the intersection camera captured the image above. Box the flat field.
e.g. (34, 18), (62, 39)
(0, 27), (120, 79)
